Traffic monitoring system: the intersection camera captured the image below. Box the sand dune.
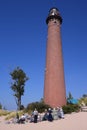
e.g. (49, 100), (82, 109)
(0, 112), (87, 130)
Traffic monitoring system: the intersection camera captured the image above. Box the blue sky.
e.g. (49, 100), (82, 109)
(0, 0), (87, 110)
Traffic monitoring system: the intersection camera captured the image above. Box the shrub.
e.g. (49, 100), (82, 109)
(62, 104), (80, 114)
(26, 101), (51, 113)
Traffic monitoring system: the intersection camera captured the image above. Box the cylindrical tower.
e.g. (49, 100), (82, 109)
(44, 7), (66, 108)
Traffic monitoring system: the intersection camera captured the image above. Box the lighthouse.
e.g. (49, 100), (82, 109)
(44, 7), (66, 108)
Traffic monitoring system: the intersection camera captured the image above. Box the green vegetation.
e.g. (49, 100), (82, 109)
(10, 66), (29, 110)
(1, 94), (87, 120)
(25, 100), (51, 113)
(62, 104), (80, 114)
(0, 103), (2, 109)
(78, 94), (87, 106)
(67, 92), (73, 101)
(62, 93), (87, 114)
(62, 92), (80, 114)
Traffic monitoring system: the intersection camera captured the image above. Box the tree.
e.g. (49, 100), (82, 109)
(82, 94), (87, 98)
(0, 103), (2, 109)
(67, 92), (73, 100)
(79, 94), (87, 106)
(10, 67), (29, 110)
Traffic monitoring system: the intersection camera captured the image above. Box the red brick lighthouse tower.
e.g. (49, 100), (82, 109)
(44, 7), (66, 108)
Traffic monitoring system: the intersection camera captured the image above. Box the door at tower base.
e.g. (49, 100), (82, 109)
(44, 7), (66, 108)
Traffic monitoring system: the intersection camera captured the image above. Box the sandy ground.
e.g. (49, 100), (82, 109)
(0, 112), (87, 130)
